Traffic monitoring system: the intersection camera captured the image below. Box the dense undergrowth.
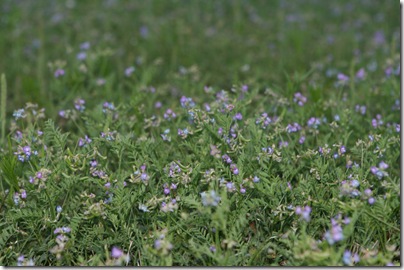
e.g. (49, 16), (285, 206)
(0, 0), (400, 266)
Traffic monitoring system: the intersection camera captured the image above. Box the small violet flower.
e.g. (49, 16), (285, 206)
(54, 69), (65, 78)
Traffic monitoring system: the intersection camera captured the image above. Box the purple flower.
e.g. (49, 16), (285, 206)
(325, 223), (344, 245)
(23, 146), (31, 156)
(302, 206), (311, 221)
(295, 205), (311, 222)
(253, 176), (260, 183)
(54, 69), (65, 78)
(154, 240), (162, 249)
(378, 161), (388, 170)
(59, 110), (67, 118)
(307, 117), (320, 128)
(331, 225), (343, 242)
(353, 253), (360, 263)
(178, 128), (189, 137)
(140, 173), (149, 181)
(209, 245), (216, 252)
(222, 154), (232, 164)
(334, 114), (340, 121)
(364, 188), (372, 196)
(286, 122), (301, 133)
(74, 98), (85, 112)
(76, 52), (87, 60)
(80, 42), (90, 50)
(230, 164), (239, 175)
(342, 250), (352, 265)
(262, 146), (273, 154)
(17, 255), (25, 263)
(14, 130), (23, 141)
(164, 187), (170, 195)
(340, 145), (346, 154)
(355, 68), (366, 80)
(163, 109), (176, 120)
(180, 96), (195, 109)
(373, 30), (385, 45)
(360, 106), (366, 115)
(226, 181), (236, 192)
(370, 166), (378, 174)
(299, 136), (306, 144)
(125, 66), (135, 77)
(90, 160), (97, 167)
(385, 67), (393, 77)
(155, 101), (162, 108)
(337, 73), (349, 82)
(233, 112), (243, 121)
(139, 25), (149, 37)
(279, 141), (288, 148)
(371, 119), (378, 128)
(102, 102), (115, 112)
(293, 92), (307, 106)
(350, 179), (359, 188)
(368, 197), (375, 205)
(20, 189), (27, 199)
(111, 246), (123, 258)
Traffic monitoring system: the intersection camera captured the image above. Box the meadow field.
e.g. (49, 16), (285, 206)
(0, 0), (401, 266)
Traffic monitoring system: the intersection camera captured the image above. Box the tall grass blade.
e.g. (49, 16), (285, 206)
(0, 74), (6, 146)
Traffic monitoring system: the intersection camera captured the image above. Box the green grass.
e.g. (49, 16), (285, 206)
(0, 0), (400, 266)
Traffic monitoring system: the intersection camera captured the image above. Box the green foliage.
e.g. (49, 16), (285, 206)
(0, 0), (400, 267)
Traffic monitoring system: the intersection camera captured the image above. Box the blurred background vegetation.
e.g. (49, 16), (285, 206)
(0, 0), (400, 116)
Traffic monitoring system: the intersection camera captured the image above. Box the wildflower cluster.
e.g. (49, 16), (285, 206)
(324, 214), (350, 245)
(153, 229), (173, 256)
(255, 112), (278, 129)
(130, 164), (150, 184)
(17, 255), (35, 266)
(370, 161), (389, 180)
(50, 227), (71, 260)
(29, 168), (51, 189)
(200, 190), (221, 207)
(295, 205), (312, 222)
(14, 145), (38, 162)
(108, 247), (130, 266)
(0, 0), (399, 267)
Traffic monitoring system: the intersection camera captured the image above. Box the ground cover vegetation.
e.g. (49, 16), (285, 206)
(0, 0), (400, 266)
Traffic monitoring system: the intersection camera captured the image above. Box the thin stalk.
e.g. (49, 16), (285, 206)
(1, 73), (6, 145)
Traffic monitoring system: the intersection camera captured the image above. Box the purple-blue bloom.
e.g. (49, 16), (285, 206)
(111, 246), (123, 258)
(342, 250), (352, 265)
(76, 52), (87, 60)
(125, 66), (135, 77)
(54, 69), (65, 78)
